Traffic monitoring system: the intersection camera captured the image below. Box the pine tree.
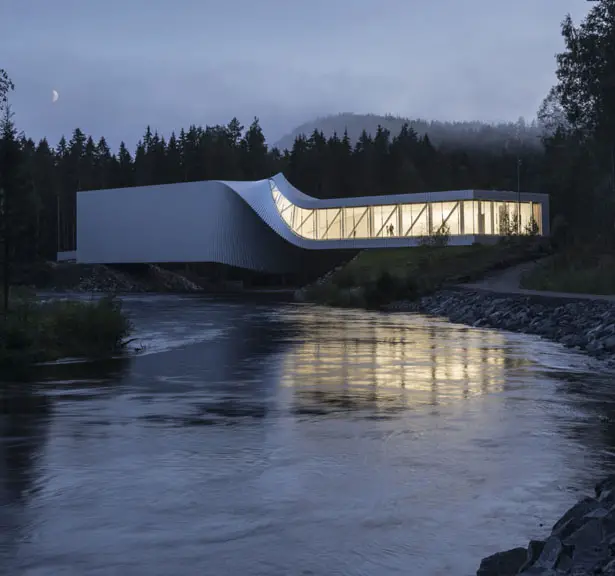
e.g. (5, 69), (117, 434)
(242, 117), (268, 180)
(0, 107), (30, 310)
(94, 136), (113, 190)
(116, 142), (134, 188)
(33, 138), (58, 258)
(55, 136), (70, 251)
(0, 68), (13, 109)
(165, 132), (182, 183)
(133, 139), (147, 186)
(83, 136), (97, 191)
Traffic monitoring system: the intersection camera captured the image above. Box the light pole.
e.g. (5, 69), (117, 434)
(514, 119), (522, 234)
(517, 157), (522, 233)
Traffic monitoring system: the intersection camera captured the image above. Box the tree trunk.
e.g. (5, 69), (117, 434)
(3, 229), (9, 315)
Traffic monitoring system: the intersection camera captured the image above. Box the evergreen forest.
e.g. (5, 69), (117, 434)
(2, 1), (615, 265)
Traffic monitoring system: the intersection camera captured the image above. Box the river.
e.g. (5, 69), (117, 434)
(1, 295), (615, 576)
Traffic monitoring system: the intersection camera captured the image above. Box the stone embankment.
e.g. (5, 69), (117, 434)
(476, 476), (615, 575)
(386, 289), (615, 365)
(45, 262), (204, 293)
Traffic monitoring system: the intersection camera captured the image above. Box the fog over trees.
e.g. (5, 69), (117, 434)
(1, 0), (615, 264)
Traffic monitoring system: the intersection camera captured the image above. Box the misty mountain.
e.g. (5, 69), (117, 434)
(274, 113), (542, 153)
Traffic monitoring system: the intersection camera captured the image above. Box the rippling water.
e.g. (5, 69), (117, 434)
(2, 295), (615, 576)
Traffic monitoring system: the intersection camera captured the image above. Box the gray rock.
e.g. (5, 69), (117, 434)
(480, 476), (615, 576)
(553, 549), (573, 573)
(517, 540), (545, 573)
(602, 335), (615, 351)
(561, 334), (582, 348)
(564, 516), (604, 551)
(596, 476), (615, 500)
(551, 497), (601, 540)
(586, 340), (604, 354)
(597, 507), (615, 540)
(477, 547), (527, 576)
(403, 289), (615, 365)
(583, 506), (610, 520)
(522, 535), (569, 572)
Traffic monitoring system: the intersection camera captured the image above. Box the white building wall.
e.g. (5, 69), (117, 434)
(76, 180), (303, 272)
(74, 174), (550, 271)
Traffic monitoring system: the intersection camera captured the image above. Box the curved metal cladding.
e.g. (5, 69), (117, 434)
(76, 179), (313, 273)
(236, 173), (550, 248)
(224, 173), (446, 251)
(76, 172), (550, 272)
(217, 176), (319, 250)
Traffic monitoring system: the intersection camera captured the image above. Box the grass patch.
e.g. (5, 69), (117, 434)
(0, 293), (133, 374)
(303, 239), (549, 309)
(521, 250), (615, 295)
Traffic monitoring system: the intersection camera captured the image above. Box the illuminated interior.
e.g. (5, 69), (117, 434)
(270, 180), (543, 240)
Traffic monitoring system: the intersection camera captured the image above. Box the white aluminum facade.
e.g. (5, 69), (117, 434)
(72, 173), (549, 273)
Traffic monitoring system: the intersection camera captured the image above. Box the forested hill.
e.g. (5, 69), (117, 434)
(274, 113), (542, 153)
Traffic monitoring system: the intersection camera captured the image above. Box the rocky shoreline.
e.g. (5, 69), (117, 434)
(14, 262), (207, 293)
(389, 288), (615, 574)
(476, 476), (615, 575)
(386, 289), (615, 366)
(74, 263), (203, 293)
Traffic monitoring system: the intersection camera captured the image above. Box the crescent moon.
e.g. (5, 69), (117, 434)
(52, 90), (59, 103)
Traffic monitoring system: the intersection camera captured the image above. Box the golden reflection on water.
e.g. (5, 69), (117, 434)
(280, 310), (528, 413)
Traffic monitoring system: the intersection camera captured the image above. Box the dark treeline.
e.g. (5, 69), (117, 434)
(2, 0), (615, 266)
(274, 112), (543, 153)
(0, 117), (578, 262)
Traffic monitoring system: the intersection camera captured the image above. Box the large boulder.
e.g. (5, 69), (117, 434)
(550, 497), (601, 541)
(477, 547), (527, 576)
(517, 540), (545, 573)
(519, 535), (572, 573)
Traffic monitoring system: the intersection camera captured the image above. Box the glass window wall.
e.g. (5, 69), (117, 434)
(269, 180), (544, 240)
(474, 201), (494, 235)
(532, 203), (543, 234)
(343, 207), (370, 238)
(401, 203), (429, 236)
(437, 202), (460, 235)
(373, 205), (398, 237)
(463, 201), (474, 234)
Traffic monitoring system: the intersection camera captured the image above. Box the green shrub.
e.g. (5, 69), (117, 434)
(404, 276), (419, 299)
(0, 295), (132, 372)
(0, 314), (40, 373)
(333, 269), (356, 289)
(521, 251), (615, 295)
(329, 287), (366, 308)
(525, 216), (540, 236)
(418, 224), (451, 248)
(301, 241), (547, 309)
(376, 270), (395, 295)
(39, 296), (132, 358)
(362, 270), (406, 308)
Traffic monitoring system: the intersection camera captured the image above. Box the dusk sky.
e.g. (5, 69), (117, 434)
(2, 0), (591, 150)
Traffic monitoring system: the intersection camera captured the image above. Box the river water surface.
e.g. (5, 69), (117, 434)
(2, 295), (615, 576)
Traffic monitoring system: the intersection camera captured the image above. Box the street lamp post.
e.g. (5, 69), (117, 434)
(517, 158), (522, 233)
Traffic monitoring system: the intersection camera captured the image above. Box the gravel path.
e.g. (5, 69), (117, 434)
(458, 258), (615, 302)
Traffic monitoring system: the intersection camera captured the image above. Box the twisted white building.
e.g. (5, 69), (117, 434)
(63, 173), (549, 273)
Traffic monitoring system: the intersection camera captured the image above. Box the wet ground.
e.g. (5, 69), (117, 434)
(1, 295), (615, 575)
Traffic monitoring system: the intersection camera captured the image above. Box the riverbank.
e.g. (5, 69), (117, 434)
(386, 289), (615, 365)
(10, 262), (306, 295)
(0, 294), (132, 375)
(11, 261), (205, 293)
(477, 475), (615, 575)
(521, 248), (615, 296)
(295, 240), (550, 309)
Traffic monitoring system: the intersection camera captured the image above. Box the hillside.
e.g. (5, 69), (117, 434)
(273, 113), (542, 152)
